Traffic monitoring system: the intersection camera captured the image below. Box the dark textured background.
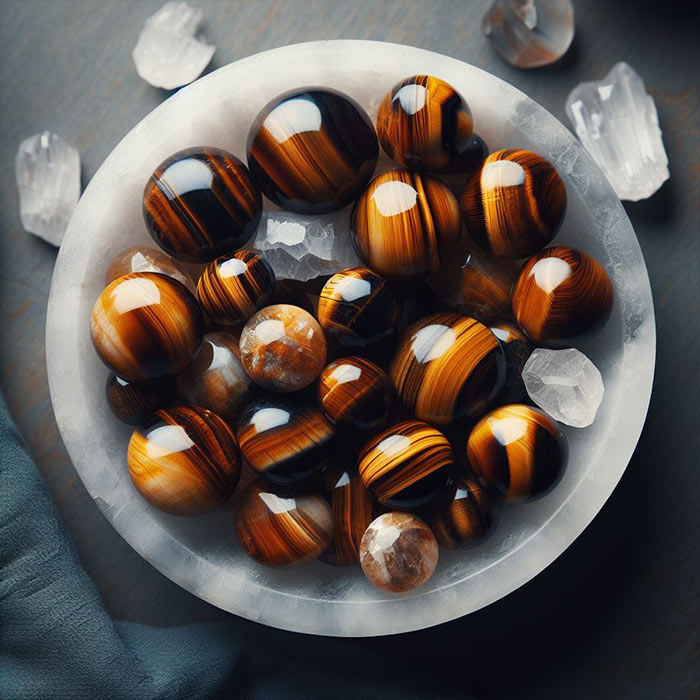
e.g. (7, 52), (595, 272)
(1, 1), (698, 698)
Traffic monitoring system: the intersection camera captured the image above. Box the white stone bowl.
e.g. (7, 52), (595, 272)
(46, 40), (655, 636)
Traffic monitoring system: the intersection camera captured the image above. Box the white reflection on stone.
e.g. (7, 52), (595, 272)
(410, 325), (455, 364)
(330, 364), (362, 385)
(112, 277), (161, 314)
(371, 181), (418, 217)
(530, 257), (571, 293)
(146, 425), (194, 459)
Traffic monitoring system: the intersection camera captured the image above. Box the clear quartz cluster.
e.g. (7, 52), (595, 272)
(132, 1), (215, 90)
(565, 62), (669, 201)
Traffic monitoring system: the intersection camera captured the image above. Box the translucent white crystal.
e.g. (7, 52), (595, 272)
(132, 1), (215, 90)
(565, 62), (669, 201)
(251, 211), (361, 282)
(522, 348), (604, 428)
(15, 131), (80, 247)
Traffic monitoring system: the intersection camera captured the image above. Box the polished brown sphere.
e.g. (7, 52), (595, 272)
(511, 246), (613, 346)
(317, 267), (399, 349)
(376, 75), (473, 171)
(390, 313), (506, 425)
(317, 356), (393, 432)
(467, 404), (567, 503)
(90, 272), (204, 381)
(351, 169), (463, 279)
(247, 89), (378, 215)
(105, 245), (196, 294)
(489, 318), (534, 405)
(358, 420), (452, 510)
(233, 480), (333, 568)
(461, 149), (567, 258)
(197, 250), (276, 325)
(143, 147), (262, 263)
(127, 405), (241, 516)
(105, 374), (177, 426)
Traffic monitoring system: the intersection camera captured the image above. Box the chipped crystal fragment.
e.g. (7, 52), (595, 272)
(522, 348), (604, 428)
(483, 0), (574, 69)
(132, 1), (215, 90)
(15, 131), (80, 247)
(565, 62), (669, 201)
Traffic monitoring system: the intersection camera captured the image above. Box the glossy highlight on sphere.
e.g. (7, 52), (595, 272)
(358, 420), (452, 510)
(90, 272), (204, 381)
(105, 245), (196, 294)
(143, 147), (262, 263)
(461, 149), (567, 258)
(512, 246), (613, 345)
(390, 313), (506, 424)
(377, 74), (474, 171)
(317, 267), (399, 349)
(233, 480), (333, 568)
(127, 405), (241, 516)
(351, 169), (463, 279)
(247, 89), (379, 215)
(467, 404), (567, 503)
(106, 374), (176, 426)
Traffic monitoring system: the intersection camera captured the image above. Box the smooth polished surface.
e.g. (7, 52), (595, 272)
(489, 317), (534, 405)
(105, 373), (176, 426)
(105, 245), (196, 294)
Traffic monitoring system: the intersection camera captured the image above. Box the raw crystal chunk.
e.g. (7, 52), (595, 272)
(522, 348), (604, 428)
(132, 1), (215, 90)
(15, 131), (80, 247)
(565, 62), (669, 201)
(483, 0), (574, 69)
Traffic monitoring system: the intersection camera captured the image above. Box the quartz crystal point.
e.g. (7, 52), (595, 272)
(132, 1), (215, 90)
(15, 131), (80, 247)
(483, 0), (574, 69)
(522, 348), (604, 428)
(565, 62), (669, 201)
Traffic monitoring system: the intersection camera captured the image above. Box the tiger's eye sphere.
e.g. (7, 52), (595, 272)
(390, 313), (506, 425)
(105, 374), (176, 426)
(127, 406), (241, 516)
(489, 318), (534, 404)
(461, 149), (567, 258)
(90, 272), (204, 381)
(358, 420), (452, 510)
(197, 251), (276, 325)
(247, 89), (378, 215)
(360, 512), (439, 593)
(512, 246), (613, 346)
(351, 169), (463, 279)
(143, 147), (262, 263)
(317, 267), (399, 348)
(105, 245), (196, 294)
(318, 356), (393, 431)
(467, 404), (567, 503)
(377, 75), (474, 171)
(239, 304), (327, 392)
(234, 480), (333, 569)
(236, 395), (335, 485)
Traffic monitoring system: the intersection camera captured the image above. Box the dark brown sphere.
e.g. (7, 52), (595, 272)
(105, 374), (176, 426)
(105, 245), (196, 294)
(489, 318), (534, 405)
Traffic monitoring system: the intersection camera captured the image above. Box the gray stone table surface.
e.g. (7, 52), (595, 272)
(1, 1), (698, 698)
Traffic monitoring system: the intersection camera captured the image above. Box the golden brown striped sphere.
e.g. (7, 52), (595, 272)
(390, 313), (506, 425)
(143, 147), (262, 263)
(90, 272), (204, 381)
(461, 149), (567, 258)
(351, 169), (463, 279)
(105, 245), (196, 294)
(358, 420), (452, 510)
(105, 374), (177, 426)
(467, 404), (567, 503)
(247, 89), (379, 215)
(377, 75), (474, 171)
(127, 406), (241, 516)
(511, 246), (613, 346)
(233, 480), (334, 569)
(197, 250), (276, 325)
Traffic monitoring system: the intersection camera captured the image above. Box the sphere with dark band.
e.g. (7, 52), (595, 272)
(247, 89), (378, 215)
(351, 169), (463, 279)
(106, 374), (176, 426)
(234, 480), (333, 568)
(236, 395), (335, 485)
(143, 147), (262, 263)
(489, 318), (534, 404)
(377, 75), (473, 171)
(511, 246), (613, 346)
(318, 356), (393, 431)
(358, 420), (452, 510)
(461, 149), (567, 258)
(127, 406), (241, 516)
(317, 267), (399, 349)
(90, 272), (203, 381)
(467, 404), (567, 503)
(390, 313), (506, 425)
(197, 250), (276, 325)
